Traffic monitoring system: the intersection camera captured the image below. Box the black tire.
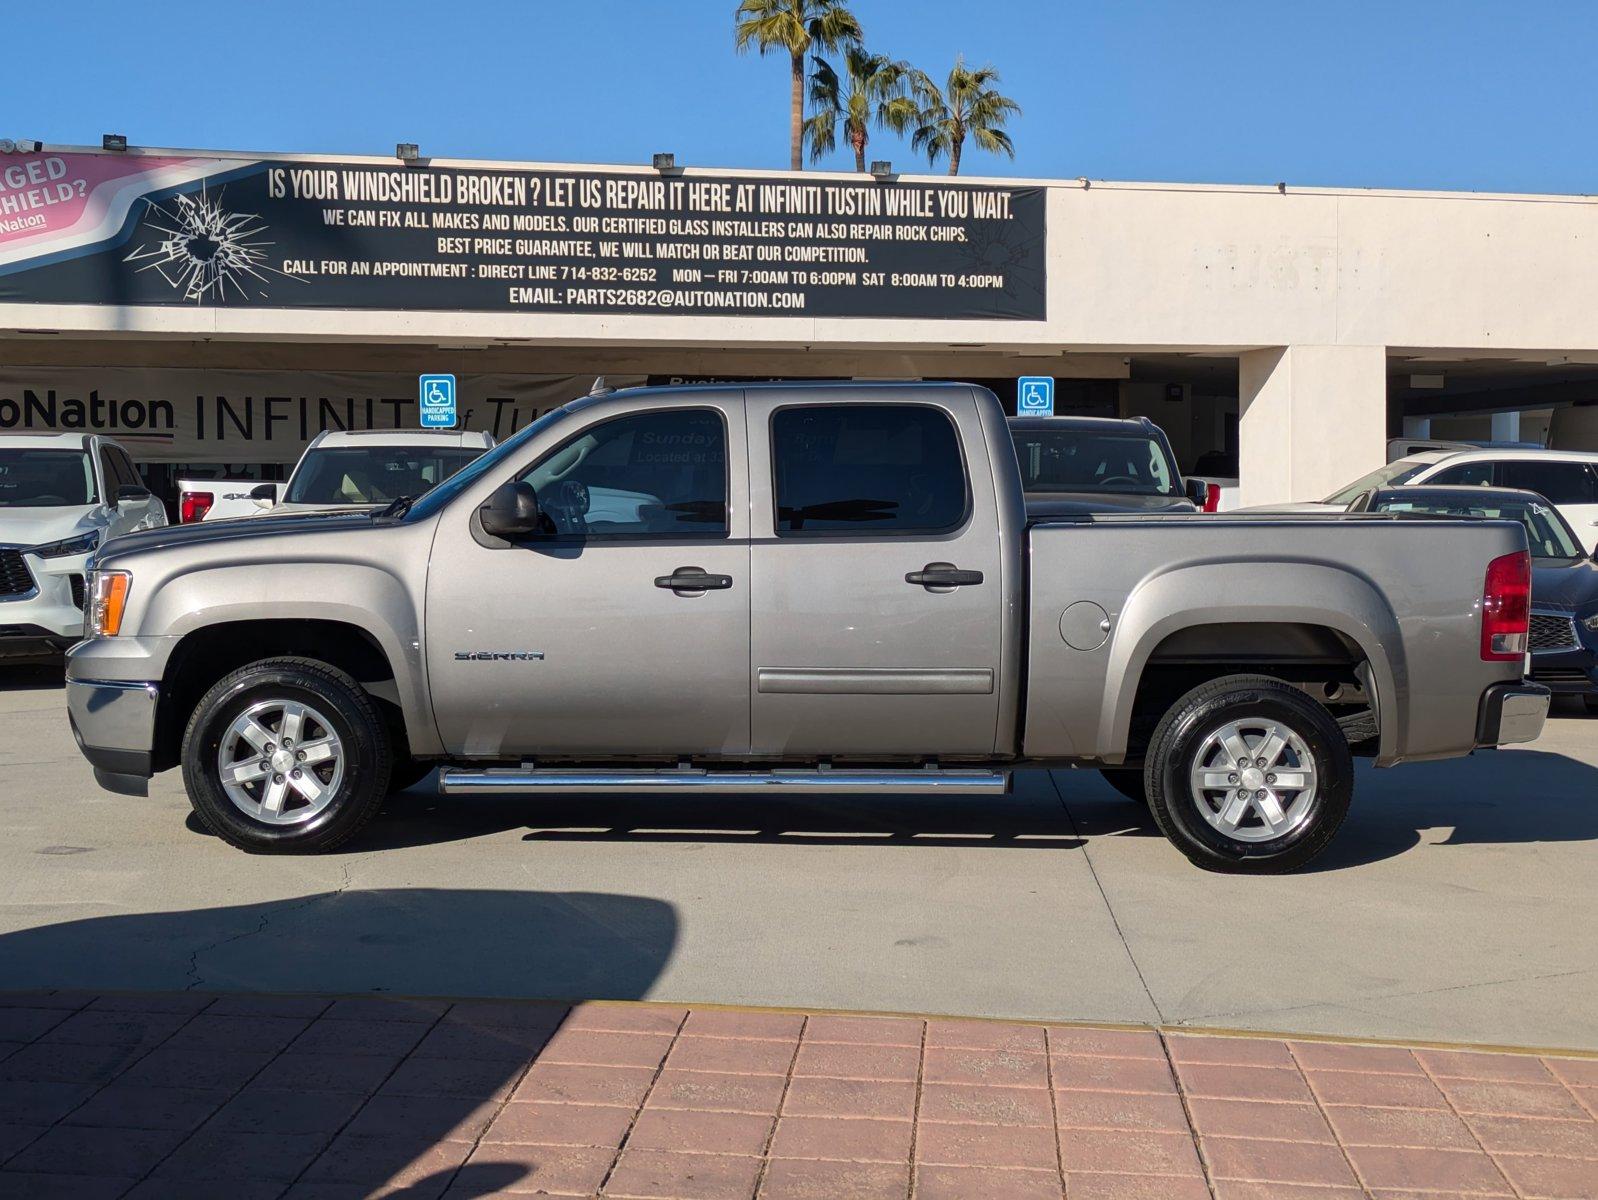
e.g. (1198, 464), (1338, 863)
(1098, 767), (1147, 805)
(1583, 695), (1598, 715)
(1144, 674), (1352, 874)
(181, 657), (392, 854)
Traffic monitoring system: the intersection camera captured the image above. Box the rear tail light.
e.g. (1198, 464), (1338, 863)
(180, 491), (214, 523)
(1481, 550), (1531, 661)
(1203, 483), (1221, 513)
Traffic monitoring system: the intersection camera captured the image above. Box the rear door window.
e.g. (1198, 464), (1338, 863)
(1494, 460), (1598, 504)
(771, 404), (968, 535)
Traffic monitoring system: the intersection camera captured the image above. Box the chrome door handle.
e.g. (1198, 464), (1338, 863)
(655, 567), (733, 593)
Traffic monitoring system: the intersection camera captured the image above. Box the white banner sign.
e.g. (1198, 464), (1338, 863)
(0, 368), (635, 462)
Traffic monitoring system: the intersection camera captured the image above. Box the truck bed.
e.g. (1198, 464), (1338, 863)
(1021, 511), (1528, 765)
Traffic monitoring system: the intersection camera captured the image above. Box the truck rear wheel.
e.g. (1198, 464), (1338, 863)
(1144, 674), (1351, 874)
(181, 657), (392, 854)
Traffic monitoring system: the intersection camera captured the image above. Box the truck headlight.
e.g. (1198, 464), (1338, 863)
(32, 530), (100, 559)
(87, 570), (131, 637)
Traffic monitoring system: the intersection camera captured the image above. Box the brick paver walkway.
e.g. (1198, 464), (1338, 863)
(0, 992), (1595, 1198)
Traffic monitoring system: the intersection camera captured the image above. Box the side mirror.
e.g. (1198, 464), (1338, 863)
(115, 484), (151, 504)
(479, 480), (541, 538)
(1183, 478), (1208, 506)
(249, 483), (278, 510)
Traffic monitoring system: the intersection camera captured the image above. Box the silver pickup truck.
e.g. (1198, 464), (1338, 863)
(65, 382), (1549, 873)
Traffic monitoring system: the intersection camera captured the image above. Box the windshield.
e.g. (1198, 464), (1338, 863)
(1010, 430), (1179, 496)
(284, 444), (484, 506)
(0, 449), (96, 507)
(1372, 496), (1584, 561)
(1325, 460), (1430, 504)
(399, 407), (574, 522)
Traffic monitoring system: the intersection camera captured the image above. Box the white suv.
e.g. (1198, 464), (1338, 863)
(180, 429), (495, 521)
(1285, 449), (1598, 554)
(0, 433), (167, 659)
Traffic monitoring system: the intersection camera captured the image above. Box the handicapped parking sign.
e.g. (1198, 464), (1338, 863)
(418, 373), (457, 428)
(1017, 376), (1054, 416)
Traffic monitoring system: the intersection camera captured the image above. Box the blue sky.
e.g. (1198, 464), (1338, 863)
(9, 0), (1596, 193)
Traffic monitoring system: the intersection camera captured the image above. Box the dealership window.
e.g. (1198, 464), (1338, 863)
(517, 408), (728, 538)
(771, 404), (968, 534)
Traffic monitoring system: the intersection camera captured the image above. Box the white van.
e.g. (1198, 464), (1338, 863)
(0, 432), (167, 659)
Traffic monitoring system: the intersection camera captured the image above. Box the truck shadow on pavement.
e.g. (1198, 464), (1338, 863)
(0, 888), (677, 1197)
(1309, 746), (1598, 870)
(352, 788), (1087, 853)
(1064, 747), (1598, 872)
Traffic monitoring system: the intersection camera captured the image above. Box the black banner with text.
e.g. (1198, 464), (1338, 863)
(0, 153), (1046, 320)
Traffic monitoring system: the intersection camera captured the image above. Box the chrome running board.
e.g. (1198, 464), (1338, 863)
(438, 766), (1010, 796)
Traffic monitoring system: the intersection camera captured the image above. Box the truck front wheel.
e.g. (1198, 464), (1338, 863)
(181, 657), (393, 853)
(1144, 674), (1352, 874)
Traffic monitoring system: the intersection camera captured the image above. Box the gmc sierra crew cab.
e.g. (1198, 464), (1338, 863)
(65, 382), (1549, 873)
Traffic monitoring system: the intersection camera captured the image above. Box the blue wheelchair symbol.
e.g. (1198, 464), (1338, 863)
(418, 373), (457, 428)
(1017, 376), (1054, 417)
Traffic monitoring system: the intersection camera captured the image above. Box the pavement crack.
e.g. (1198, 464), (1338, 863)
(184, 868), (353, 990)
(1047, 770), (1166, 1025)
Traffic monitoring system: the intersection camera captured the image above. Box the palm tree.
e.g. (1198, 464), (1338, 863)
(910, 57), (1021, 176)
(734, 0), (863, 171)
(805, 47), (918, 172)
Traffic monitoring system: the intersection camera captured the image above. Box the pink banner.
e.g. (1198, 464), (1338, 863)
(0, 152), (197, 249)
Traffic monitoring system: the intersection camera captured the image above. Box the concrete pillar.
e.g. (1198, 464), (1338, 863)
(1402, 415), (1431, 438)
(1491, 411), (1521, 443)
(1238, 345), (1387, 507)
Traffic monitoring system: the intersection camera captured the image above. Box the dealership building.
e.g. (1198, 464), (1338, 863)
(4, 141), (1598, 510)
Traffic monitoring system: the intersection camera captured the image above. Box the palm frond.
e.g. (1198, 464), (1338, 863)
(808, 54), (841, 108)
(969, 126), (1015, 157)
(805, 3), (863, 54)
(733, 0), (806, 56)
(804, 108), (838, 162)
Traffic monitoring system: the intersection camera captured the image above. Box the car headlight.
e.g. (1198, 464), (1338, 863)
(86, 570), (131, 637)
(1583, 613), (1598, 632)
(31, 530), (101, 559)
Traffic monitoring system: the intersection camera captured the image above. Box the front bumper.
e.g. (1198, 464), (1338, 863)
(1476, 682), (1552, 748)
(66, 676), (159, 797)
(0, 546), (89, 648)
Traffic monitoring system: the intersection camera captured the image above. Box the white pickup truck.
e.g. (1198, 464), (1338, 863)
(178, 429), (495, 522)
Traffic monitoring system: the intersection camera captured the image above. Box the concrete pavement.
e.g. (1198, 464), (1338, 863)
(1, 666), (1595, 1050)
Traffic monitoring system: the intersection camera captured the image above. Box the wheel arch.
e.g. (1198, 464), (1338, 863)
(1102, 561), (1403, 763)
(153, 615), (422, 773)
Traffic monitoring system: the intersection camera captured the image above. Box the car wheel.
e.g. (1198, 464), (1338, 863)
(1145, 674), (1352, 874)
(1098, 767), (1147, 805)
(1583, 695), (1598, 715)
(181, 657), (392, 854)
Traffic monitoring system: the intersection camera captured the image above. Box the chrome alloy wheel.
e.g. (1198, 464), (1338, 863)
(216, 699), (345, 825)
(1188, 718), (1318, 843)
